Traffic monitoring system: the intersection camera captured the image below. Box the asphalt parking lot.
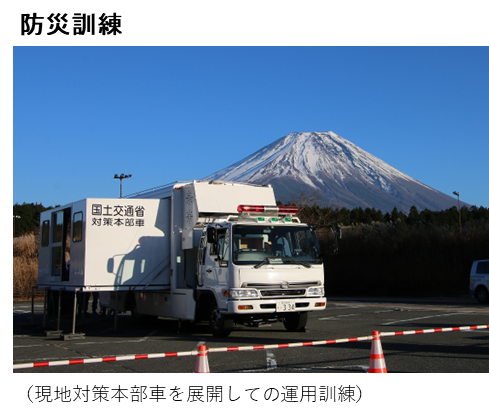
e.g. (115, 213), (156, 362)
(13, 296), (489, 373)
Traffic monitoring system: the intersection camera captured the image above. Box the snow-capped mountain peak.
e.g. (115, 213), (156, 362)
(204, 131), (461, 212)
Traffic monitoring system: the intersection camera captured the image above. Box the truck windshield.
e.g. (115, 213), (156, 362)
(232, 225), (322, 265)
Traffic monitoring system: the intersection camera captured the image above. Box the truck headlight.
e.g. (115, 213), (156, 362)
(229, 288), (259, 299)
(307, 286), (324, 296)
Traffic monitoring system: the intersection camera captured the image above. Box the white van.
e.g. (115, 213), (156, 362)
(469, 260), (489, 304)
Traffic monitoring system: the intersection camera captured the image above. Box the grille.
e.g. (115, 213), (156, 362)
(260, 289), (305, 297)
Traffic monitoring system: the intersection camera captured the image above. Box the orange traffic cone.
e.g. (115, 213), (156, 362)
(368, 330), (387, 373)
(195, 344), (210, 373)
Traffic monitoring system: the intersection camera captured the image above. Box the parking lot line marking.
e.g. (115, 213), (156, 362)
(266, 350), (277, 370)
(382, 312), (467, 325)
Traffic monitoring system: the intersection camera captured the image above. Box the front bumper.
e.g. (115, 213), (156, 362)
(226, 297), (327, 315)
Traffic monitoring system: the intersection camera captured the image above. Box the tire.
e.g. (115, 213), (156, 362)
(475, 286), (489, 304)
(283, 312), (308, 332)
(208, 301), (233, 337)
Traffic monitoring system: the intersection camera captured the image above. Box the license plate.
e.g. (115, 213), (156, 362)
(276, 300), (296, 312)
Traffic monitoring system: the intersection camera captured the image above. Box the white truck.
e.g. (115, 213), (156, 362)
(37, 181), (326, 336)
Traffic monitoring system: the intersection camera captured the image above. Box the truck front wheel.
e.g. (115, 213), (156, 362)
(209, 302), (233, 337)
(283, 312), (308, 332)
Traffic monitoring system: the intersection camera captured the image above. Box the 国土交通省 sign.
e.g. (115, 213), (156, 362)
(91, 203), (145, 227)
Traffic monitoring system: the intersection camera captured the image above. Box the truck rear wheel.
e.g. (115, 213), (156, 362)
(209, 302), (233, 337)
(283, 312), (308, 332)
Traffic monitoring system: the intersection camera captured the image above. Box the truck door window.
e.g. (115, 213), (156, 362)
(209, 228), (229, 265)
(217, 229), (229, 266)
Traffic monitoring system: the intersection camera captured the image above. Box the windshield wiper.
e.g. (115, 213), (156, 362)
(253, 259), (269, 269)
(253, 257), (282, 269)
(282, 259), (312, 268)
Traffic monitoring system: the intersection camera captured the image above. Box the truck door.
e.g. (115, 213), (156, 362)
(201, 227), (230, 308)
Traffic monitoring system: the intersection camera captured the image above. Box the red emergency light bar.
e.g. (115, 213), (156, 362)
(237, 205), (266, 213)
(237, 205), (299, 215)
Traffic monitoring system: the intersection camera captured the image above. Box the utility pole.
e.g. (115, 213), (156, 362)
(114, 174), (132, 198)
(453, 191), (462, 234)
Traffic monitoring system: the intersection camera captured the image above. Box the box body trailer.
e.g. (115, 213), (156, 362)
(38, 198), (171, 292)
(37, 181), (326, 336)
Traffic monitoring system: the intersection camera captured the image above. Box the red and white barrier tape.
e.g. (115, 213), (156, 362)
(13, 350), (197, 370)
(13, 324), (489, 370)
(208, 324), (489, 353)
(379, 324), (488, 337)
(208, 335), (373, 353)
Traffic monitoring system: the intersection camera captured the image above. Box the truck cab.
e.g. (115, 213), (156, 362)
(196, 204), (326, 336)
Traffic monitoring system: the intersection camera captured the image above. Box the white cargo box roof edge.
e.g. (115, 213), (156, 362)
(124, 180), (192, 199)
(124, 180), (274, 200)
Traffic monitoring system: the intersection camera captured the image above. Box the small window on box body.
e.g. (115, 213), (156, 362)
(41, 220), (50, 247)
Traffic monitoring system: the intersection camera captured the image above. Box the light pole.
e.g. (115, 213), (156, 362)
(114, 174), (132, 198)
(453, 191), (461, 234)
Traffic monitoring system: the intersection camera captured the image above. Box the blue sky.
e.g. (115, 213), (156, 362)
(13, 47), (489, 209)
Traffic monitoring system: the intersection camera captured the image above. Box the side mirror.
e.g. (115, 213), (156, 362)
(107, 258), (114, 273)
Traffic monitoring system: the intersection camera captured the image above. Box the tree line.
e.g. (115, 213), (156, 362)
(295, 202), (489, 229)
(13, 203), (56, 237)
(283, 189), (489, 229)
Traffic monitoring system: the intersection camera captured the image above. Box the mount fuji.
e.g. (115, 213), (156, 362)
(203, 131), (464, 213)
